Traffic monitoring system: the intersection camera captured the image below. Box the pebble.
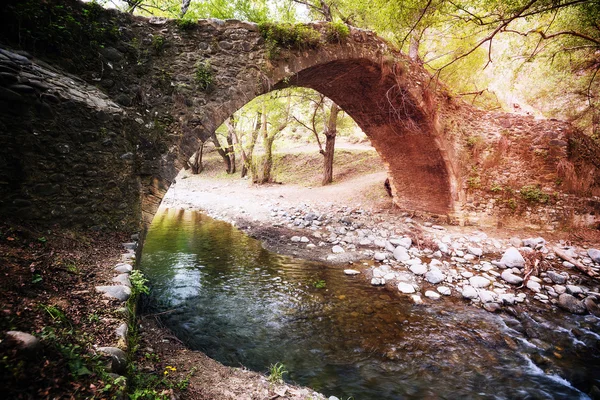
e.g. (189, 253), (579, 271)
(344, 269), (360, 275)
(331, 245), (345, 254)
(557, 294), (586, 314)
(393, 246), (410, 262)
(409, 264), (428, 275)
(398, 282), (416, 294)
(425, 290), (441, 300)
(478, 290), (497, 303)
(425, 268), (445, 284)
(469, 276), (491, 288)
(566, 285), (583, 295)
(411, 295), (423, 304)
(374, 252), (387, 261)
(547, 270), (567, 284)
(291, 236), (301, 242)
(588, 248), (600, 264)
(371, 277), (385, 286)
(96, 285), (131, 302)
(437, 286), (451, 296)
(114, 263), (132, 273)
(300, 236), (310, 243)
(501, 270), (523, 285)
(462, 285), (478, 299)
(526, 280), (541, 293)
(467, 246), (483, 257)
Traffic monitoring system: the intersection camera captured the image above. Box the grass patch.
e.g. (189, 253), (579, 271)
(258, 22), (321, 58)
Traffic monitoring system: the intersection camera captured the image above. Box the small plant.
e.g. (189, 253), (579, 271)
(324, 22), (350, 43)
(39, 304), (69, 324)
(152, 35), (165, 54)
(130, 270), (150, 295)
(506, 198), (517, 210)
(87, 313), (100, 323)
(490, 182), (502, 193)
(520, 185), (549, 203)
(467, 175), (481, 189)
(465, 135), (483, 148)
(66, 263), (79, 274)
(37, 236), (47, 243)
(32, 273), (43, 284)
(267, 362), (287, 384)
(313, 279), (326, 289)
(195, 61), (214, 92)
(176, 18), (196, 31)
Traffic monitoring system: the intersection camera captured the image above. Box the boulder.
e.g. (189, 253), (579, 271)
(588, 249), (600, 264)
(96, 285), (131, 302)
(501, 270), (523, 285)
(409, 264), (428, 275)
(97, 347), (128, 374)
(500, 247), (525, 268)
(398, 282), (416, 294)
(584, 297), (600, 317)
(425, 268), (445, 284)
(558, 294), (586, 315)
(5, 331), (41, 355)
(546, 271), (567, 285)
(393, 246), (410, 262)
(469, 276), (491, 288)
(461, 285), (478, 299)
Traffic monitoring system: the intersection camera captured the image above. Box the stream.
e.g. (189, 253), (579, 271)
(140, 208), (600, 399)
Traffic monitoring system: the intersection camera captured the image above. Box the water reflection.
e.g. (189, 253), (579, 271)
(141, 208), (599, 399)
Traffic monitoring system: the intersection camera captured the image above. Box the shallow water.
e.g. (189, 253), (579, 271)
(141, 208), (600, 399)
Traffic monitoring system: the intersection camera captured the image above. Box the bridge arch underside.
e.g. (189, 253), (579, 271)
(273, 58), (454, 216)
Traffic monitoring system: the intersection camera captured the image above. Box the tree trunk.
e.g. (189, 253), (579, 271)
(409, 32), (420, 62)
(211, 132), (231, 174)
(225, 116), (236, 174)
(261, 135), (275, 184)
(191, 141), (205, 174)
(322, 103), (339, 185)
(241, 112), (261, 178)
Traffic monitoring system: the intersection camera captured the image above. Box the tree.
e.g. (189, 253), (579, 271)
(259, 92), (292, 184)
(291, 91), (342, 185)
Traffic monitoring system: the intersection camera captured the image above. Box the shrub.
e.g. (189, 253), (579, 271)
(258, 22), (321, 58)
(324, 22), (349, 43)
(520, 185), (549, 203)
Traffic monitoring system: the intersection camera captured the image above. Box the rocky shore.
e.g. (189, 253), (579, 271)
(164, 174), (600, 318)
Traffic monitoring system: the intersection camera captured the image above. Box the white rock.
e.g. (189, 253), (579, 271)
(371, 277), (385, 286)
(500, 247), (525, 268)
(300, 236), (310, 243)
(467, 246), (483, 257)
(499, 293), (516, 305)
(426, 268), (445, 284)
(425, 290), (441, 300)
(501, 270), (523, 285)
(332, 245), (345, 254)
(478, 290), (497, 303)
(409, 264), (428, 275)
(411, 295), (423, 304)
(461, 271), (474, 278)
(291, 236), (301, 242)
(398, 282), (416, 294)
(469, 276), (491, 288)
(374, 252), (387, 261)
(393, 246), (410, 262)
(395, 237), (412, 249)
(429, 259), (443, 268)
(344, 269), (360, 275)
(462, 285), (478, 299)
(526, 280), (541, 293)
(437, 286), (451, 296)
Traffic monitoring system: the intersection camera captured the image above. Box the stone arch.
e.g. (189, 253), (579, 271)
(143, 21), (459, 224)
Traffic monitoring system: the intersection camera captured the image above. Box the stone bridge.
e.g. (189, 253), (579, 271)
(0, 0), (598, 230)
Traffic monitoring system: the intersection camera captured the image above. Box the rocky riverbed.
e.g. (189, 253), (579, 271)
(163, 173), (600, 319)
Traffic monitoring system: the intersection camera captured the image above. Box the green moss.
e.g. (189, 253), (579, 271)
(324, 22), (350, 43)
(176, 18), (196, 31)
(195, 61), (214, 92)
(258, 22), (321, 59)
(152, 35), (165, 54)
